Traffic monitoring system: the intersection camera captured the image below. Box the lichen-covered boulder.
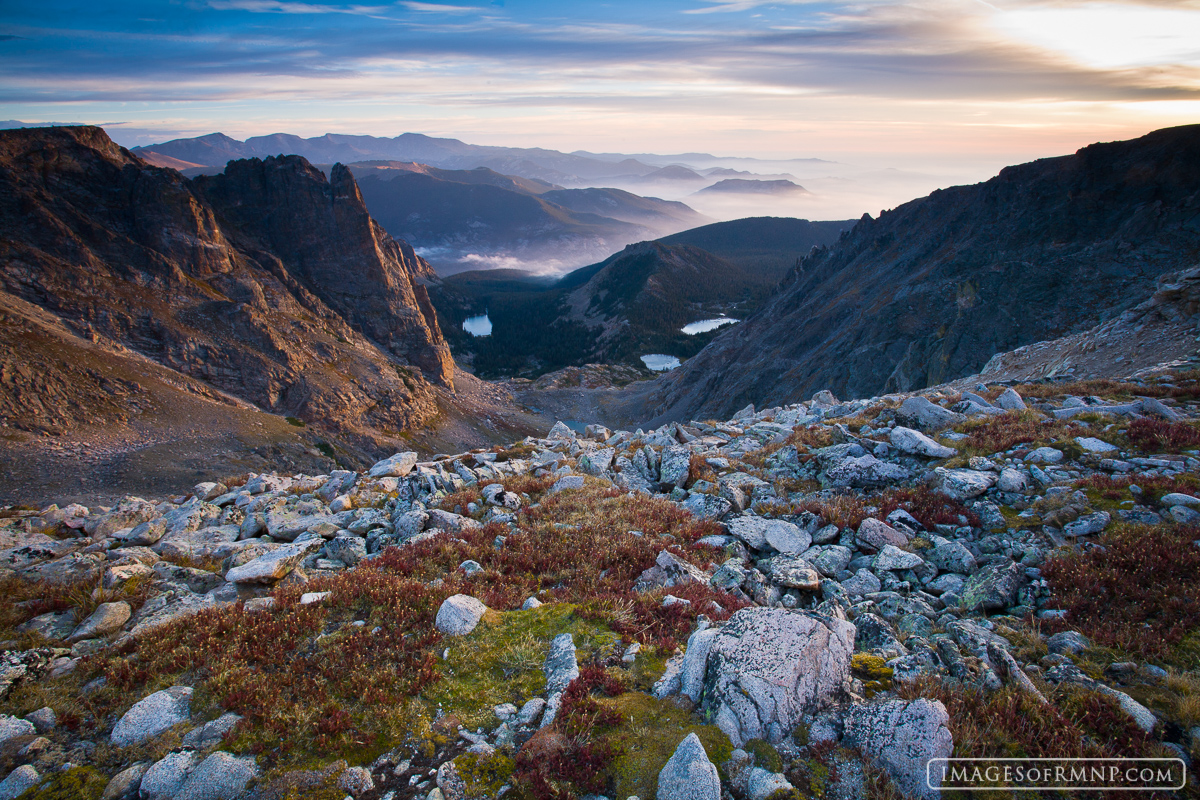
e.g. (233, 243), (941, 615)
(111, 686), (193, 746)
(843, 699), (953, 800)
(657, 733), (720, 800)
(701, 608), (855, 746)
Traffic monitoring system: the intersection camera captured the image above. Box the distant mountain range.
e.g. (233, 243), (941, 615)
(429, 217), (853, 377)
(636, 124), (1200, 423)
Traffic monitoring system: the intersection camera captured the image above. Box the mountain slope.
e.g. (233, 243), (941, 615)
(659, 216), (854, 277)
(639, 124), (1200, 422)
(0, 126), (453, 449)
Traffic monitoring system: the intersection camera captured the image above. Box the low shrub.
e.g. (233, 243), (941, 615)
(1126, 418), (1200, 453)
(1041, 523), (1200, 661)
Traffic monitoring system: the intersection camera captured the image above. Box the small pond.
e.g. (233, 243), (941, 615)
(462, 313), (492, 337)
(641, 354), (681, 371)
(681, 317), (737, 335)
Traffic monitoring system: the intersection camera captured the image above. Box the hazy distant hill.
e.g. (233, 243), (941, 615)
(695, 178), (810, 195)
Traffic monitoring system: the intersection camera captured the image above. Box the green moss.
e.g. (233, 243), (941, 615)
(15, 767), (107, 800)
(791, 723), (810, 747)
(285, 416), (305, 427)
(597, 692), (733, 800)
(457, 751), (516, 797)
(425, 603), (619, 728)
(745, 737), (784, 773)
(851, 653), (894, 698)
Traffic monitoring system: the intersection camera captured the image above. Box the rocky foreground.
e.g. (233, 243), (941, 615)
(2, 373), (1200, 799)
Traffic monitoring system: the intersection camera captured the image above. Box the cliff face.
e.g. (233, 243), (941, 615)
(0, 126), (453, 441)
(640, 124), (1200, 422)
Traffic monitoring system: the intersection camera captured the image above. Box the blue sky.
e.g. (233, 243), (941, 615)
(2, 0), (1199, 167)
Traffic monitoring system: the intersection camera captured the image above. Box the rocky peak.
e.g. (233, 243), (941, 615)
(196, 154), (453, 386)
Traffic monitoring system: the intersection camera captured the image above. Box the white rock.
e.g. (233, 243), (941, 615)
(541, 634), (579, 728)
(995, 387), (1027, 411)
(889, 427), (956, 459)
(935, 468), (998, 501)
(657, 733), (720, 800)
(0, 765), (39, 800)
(996, 467), (1030, 494)
(1025, 447), (1064, 464)
(701, 608), (855, 746)
(110, 686), (193, 746)
(0, 716), (35, 745)
(174, 751), (260, 800)
(843, 699), (953, 800)
(368, 452), (418, 478)
(223, 542), (321, 585)
(679, 627), (719, 702)
(101, 762), (148, 800)
(1161, 493), (1200, 508)
(435, 595), (489, 637)
(1075, 437), (1118, 454)
(140, 750), (202, 800)
(69, 601), (132, 642)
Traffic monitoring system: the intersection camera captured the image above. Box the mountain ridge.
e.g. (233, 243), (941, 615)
(635, 124), (1200, 423)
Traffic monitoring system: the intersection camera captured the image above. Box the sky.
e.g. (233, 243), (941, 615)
(2, 0), (1199, 175)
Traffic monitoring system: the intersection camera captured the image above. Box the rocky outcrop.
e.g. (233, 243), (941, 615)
(639, 125), (1200, 421)
(0, 126), (451, 443)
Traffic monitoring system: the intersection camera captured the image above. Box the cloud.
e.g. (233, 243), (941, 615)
(400, 2), (486, 13)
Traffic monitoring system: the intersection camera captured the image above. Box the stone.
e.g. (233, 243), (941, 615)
(541, 634), (579, 728)
(140, 750), (202, 800)
(110, 686), (194, 746)
(996, 467), (1030, 494)
(104, 562), (155, 590)
(657, 733), (720, 800)
(174, 751), (260, 800)
(549, 475), (585, 494)
(69, 601), (132, 642)
(960, 561), (1025, 613)
(843, 699), (953, 800)
(633, 550), (710, 592)
(995, 387), (1027, 411)
(368, 452), (418, 478)
(896, 396), (965, 431)
(182, 713), (243, 750)
(426, 509), (482, 533)
(338, 766), (375, 797)
(872, 544), (924, 571)
(1062, 511), (1110, 538)
(927, 540), (977, 574)
(841, 569), (882, 596)
(701, 608), (855, 746)
(25, 708), (55, 734)
(15, 611), (74, 640)
(935, 468), (998, 501)
(659, 445), (693, 488)
(823, 455), (911, 489)
(680, 627), (720, 702)
(889, 427), (956, 458)
(435, 595), (489, 637)
(1025, 446), (1064, 464)
(855, 518), (909, 553)
(1046, 631), (1090, 656)
(0, 715), (35, 744)
(578, 447), (615, 476)
(769, 555), (821, 590)
(516, 698), (546, 726)
(101, 762), (148, 800)
(1075, 437), (1118, 454)
(225, 540), (319, 584)
(680, 493), (732, 521)
(1162, 493), (1200, 508)
(1168, 505), (1200, 525)
(325, 535), (367, 566)
(811, 545), (852, 578)
(763, 519), (811, 554)
(547, 421), (575, 440)
(0, 765), (39, 800)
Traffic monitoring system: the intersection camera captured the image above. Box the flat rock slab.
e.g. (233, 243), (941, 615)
(225, 540), (319, 584)
(111, 686), (193, 746)
(368, 452), (418, 478)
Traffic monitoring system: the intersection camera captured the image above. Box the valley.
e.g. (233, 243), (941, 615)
(2, 120), (1200, 800)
